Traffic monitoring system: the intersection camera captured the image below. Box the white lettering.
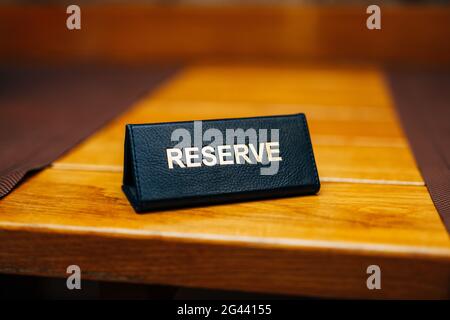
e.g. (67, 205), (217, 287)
(217, 145), (234, 165)
(185, 147), (201, 168)
(266, 142), (282, 162)
(202, 146), (217, 166)
(167, 148), (185, 169)
(233, 144), (252, 164)
(249, 143), (265, 163)
(167, 143), (281, 169)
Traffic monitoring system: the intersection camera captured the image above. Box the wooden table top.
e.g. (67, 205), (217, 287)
(0, 63), (449, 299)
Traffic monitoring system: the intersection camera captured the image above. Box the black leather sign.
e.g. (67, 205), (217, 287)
(122, 114), (320, 212)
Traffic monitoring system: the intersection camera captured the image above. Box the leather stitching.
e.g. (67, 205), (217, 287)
(129, 126), (143, 202)
(302, 115), (320, 188)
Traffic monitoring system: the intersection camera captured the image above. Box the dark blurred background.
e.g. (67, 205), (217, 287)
(0, 0), (449, 67)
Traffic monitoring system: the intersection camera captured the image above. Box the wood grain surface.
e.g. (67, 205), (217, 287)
(0, 63), (449, 299)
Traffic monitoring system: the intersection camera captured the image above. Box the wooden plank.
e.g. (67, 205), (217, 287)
(1, 228), (449, 299)
(0, 63), (447, 298)
(57, 65), (421, 182)
(1, 5), (449, 65)
(0, 169), (446, 249)
(0, 168), (448, 298)
(154, 64), (395, 108)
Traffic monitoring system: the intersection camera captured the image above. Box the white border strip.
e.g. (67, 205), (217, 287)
(320, 177), (424, 186)
(52, 163), (123, 172)
(52, 162), (425, 186)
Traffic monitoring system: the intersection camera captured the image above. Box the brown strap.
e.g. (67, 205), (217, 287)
(0, 66), (179, 198)
(388, 71), (450, 233)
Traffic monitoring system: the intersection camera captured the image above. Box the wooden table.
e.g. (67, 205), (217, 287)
(0, 63), (449, 299)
